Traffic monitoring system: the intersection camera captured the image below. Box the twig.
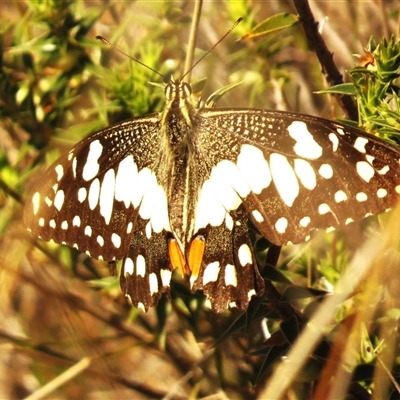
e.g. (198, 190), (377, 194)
(292, 0), (359, 121)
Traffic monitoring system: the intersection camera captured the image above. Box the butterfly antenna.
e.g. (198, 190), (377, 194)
(95, 36), (164, 79)
(180, 17), (243, 82)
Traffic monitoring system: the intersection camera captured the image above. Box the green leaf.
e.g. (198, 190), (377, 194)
(281, 285), (330, 301)
(262, 264), (293, 284)
(205, 81), (243, 107)
(241, 13), (298, 40)
(316, 83), (357, 96)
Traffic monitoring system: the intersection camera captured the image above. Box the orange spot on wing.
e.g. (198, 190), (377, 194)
(168, 239), (186, 275)
(187, 236), (206, 280)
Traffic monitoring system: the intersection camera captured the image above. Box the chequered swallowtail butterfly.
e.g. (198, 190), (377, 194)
(24, 79), (400, 313)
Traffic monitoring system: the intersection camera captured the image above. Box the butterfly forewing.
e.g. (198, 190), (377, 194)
(24, 80), (400, 313)
(24, 114), (167, 261)
(195, 109), (400, 245)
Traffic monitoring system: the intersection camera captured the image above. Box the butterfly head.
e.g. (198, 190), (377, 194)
(164, 80), (193, 110)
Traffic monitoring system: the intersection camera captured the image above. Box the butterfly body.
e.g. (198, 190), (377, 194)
(24, 80), (400, 312)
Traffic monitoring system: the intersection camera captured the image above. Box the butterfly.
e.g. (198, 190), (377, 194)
(23, 75), (400, 312)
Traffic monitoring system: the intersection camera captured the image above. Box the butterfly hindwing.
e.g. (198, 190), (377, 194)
(190, 206), (264, 312)
(120, 215), (172, 310)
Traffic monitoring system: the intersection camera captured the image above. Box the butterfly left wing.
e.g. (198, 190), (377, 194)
(24, 115), (176, 309)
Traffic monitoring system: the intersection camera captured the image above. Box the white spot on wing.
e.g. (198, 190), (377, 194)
(238, 244), (252, 267)
(366, 155), (375, 164)
(328, 133), (339, 152)
(136, 254), (146, 277)
(160, 269), (172, 287)
(356, 161), (375, 182)
(247, 289), (256, 301)
(84, 225), (92, 237)
(237, 144), (271, 194)
(150, 185), (170, 233)
(270, 153), (299, 206)
(97, 235), (104, 246)
(336, 128), (345, 136)
(32, 192), (40, 215)
(275, 217), (288, 233)
(115, 155), (137, 208)
(288, 121), (323, 159)
(318, 203), (331, 215)
(132, 167), (152, 208)
(378, 165), (389, 175)
(54, 190), (65, 211)
(112, 233), (121, 248)
(55, 164), (64, 181)
(294, 159), (316, 190)
(72, 215), (81, 227)
(39, 217), (45, 227)
(149, 273), (158, 295)
(318, 164), (333, 179)
(195, 180), (226, 231)
(354, 137), (369, 153)
(145, 221), (152, 239)
(377, 188), (387, 198)
(82, 140), (103, 181)
(209, 163), (242, 210)
(215, 160), (250, 198)
(100, 169), (115, 224)
(78, 187), (87, 203)
(225, 213), (234, 230)
(124, 257), (134, 275)
(88, 178), (100, 210)
(139, 172), (159, 220)
(356, 192), (368, 202)
(334, 190), (348, 203)
(61, 220), (68, 230)
(203, 261), (220, 285)
(252, 210), (264, 223)
(49, 219), (56, 229)
(72, 157), (77, 179)
(299, 216), (311, 227)
(225, 264), (237, 287)
(127, 222), (133, 234)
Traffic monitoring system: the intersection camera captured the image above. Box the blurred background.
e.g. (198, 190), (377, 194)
(1, 1), (400, 399)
